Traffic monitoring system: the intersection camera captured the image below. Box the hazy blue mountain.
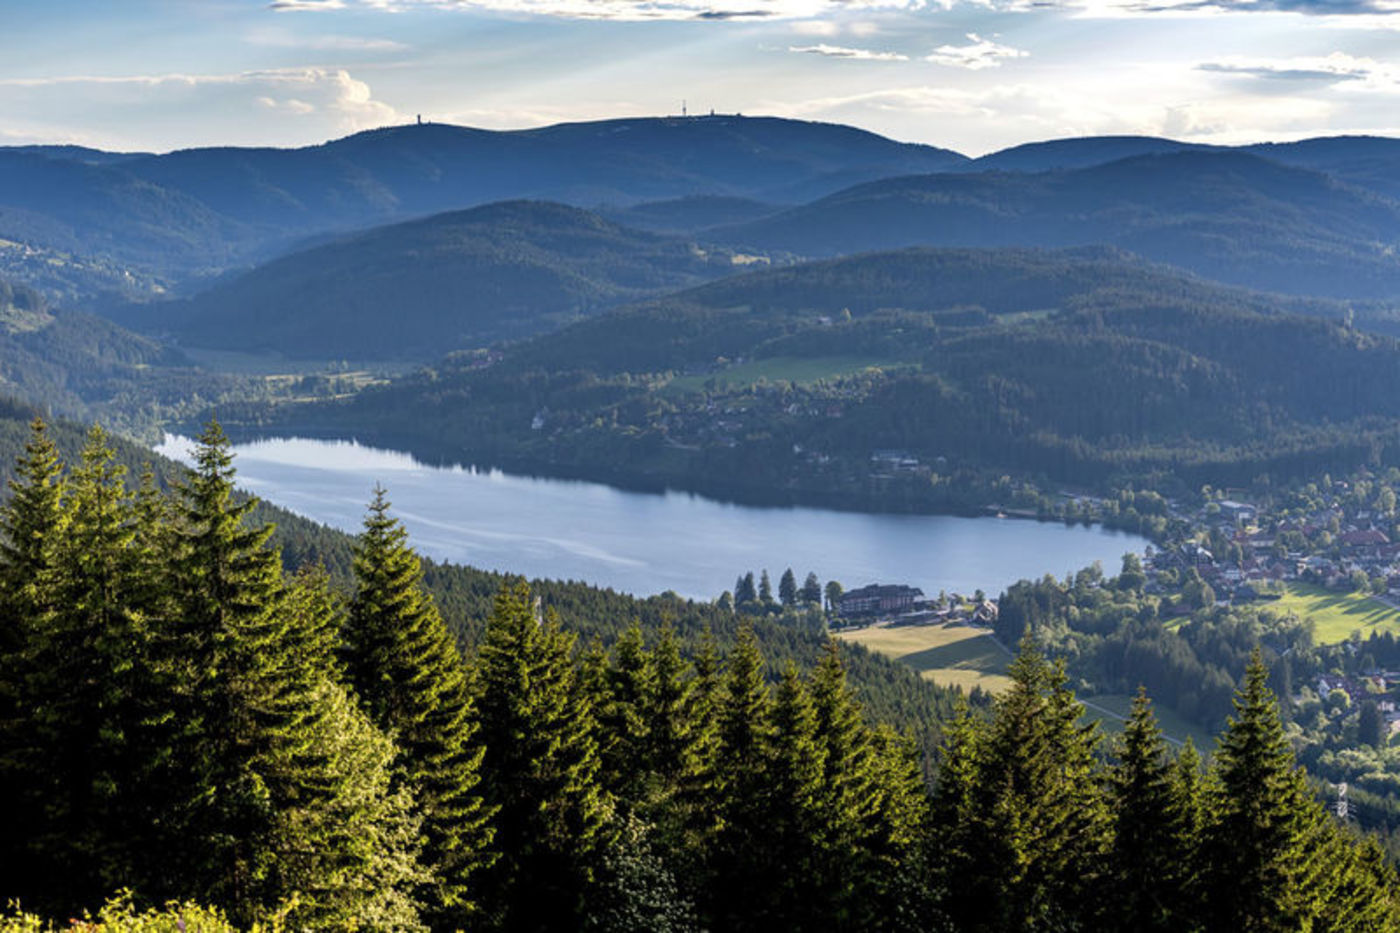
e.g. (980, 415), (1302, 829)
(0, 116), (965, 303)
(150, 200), (749, 360)
(600, 195), (786, 234)
(965, 136), (1217, 172)
(713, 150), (1400, 299)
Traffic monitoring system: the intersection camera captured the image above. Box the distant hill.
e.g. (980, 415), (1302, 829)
(0, 116), (965, 303)
(713, 150), (1400, 300)
(0, 277), (257, 439)
(151, 201), (750, 360)
(600, 195), (786, 235)
(226, 245), (1400, 501)
(964, 134), (1400, 202)
(965, 136), (1219, 173)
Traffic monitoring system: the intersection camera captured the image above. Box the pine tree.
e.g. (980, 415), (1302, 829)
(343, 486), (495, 927)
(595, 622), (655, 807)
(706, 623), (774, 931)
(758, 569), (774, 605)
(800, 572), (822, 607)
(1201, 650), (1319, 931)
(763, 664), (827, 930)
(778, 568), (798, 608)
(734, 573), (757, 606)
(1108, 688), (1188, 932)
(167, 422), (427, 926)
(474, 582), (613, 930)
(937, 638), (1109, 932)
(0, 419), (68, 906)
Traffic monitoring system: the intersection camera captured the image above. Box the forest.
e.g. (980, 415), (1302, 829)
(1, 418), (1396, 931)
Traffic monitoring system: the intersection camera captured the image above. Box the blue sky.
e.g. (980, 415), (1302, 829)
(2, 0), (1399, 154)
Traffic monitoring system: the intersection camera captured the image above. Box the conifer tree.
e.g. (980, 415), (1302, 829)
(800, 572), (822, 607)
(0, 419), (68, 905)
(167, 423), (427, 926)
(936, 638), (1109, 932)
(1108, 688), (1188, 932)
(1201, 650), (1319, 931)
(595, 622), (655, 807)
(706, 623), (774, 931)
(778, 568), (798, 608)
(762, 664), (827, 930)
(474, 582), (613, 929)
(343, 486), (495, 927)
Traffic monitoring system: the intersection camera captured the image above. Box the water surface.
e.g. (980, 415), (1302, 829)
(156, 435), (1149, 601)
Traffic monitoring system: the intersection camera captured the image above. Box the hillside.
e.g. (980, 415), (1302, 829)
(0, 278), (259, 439)
(716, 151), (1400, 300)
(0, 116), (964, 304)
(151, 201), (749, 360)
(217, 246), (1400, 508)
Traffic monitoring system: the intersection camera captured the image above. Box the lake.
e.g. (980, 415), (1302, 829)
(155, 435), (1150, 602)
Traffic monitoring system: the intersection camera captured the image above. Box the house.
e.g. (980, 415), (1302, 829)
(1219, 500), (1257, 525)
(839, 584), (924, 617)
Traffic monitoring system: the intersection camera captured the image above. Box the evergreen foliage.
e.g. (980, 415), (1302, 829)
(0, 425), (1397, 931)
(342, 486), (495, 928)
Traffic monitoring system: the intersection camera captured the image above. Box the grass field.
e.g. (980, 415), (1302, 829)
(1081, 693), (1217, 752)
(1263, 582), (1400, 644)
(664, 356), (910, 395)
(837, 622), (1013, 694)
(840, 621), (1216, 749)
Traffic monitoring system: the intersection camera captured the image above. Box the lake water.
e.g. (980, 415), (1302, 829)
(155, 435), (1150, 602)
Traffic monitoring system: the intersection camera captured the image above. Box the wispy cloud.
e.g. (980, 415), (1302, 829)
(1198, 53), (1400, 89)
(789, 43), (908, 60)
(0, 69), (402, 150)
(246, 29), (409, 52)
(926, 34), (1028, 70)
(270, 0), (924, 21)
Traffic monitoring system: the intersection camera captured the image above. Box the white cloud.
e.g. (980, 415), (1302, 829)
(1198, 52), (1400, 90)
(925, 33), (1028, 69)
(245, 29), (409, 52)
(270, 0), (924, 21)
(789, 43), (908, 59)
(0, 69), (402, 151)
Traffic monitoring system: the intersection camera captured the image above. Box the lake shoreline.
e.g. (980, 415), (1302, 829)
(162, 433), (1151, 603)
(215, 422), (1147, 537)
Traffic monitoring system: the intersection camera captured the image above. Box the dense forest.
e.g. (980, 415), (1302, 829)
(0, 419), (1396, 930)
(223, 246), (1400, 516)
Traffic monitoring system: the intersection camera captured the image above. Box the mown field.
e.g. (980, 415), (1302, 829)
(837, 622), (1013, 694)
(1263, 582), (1400, 644)
(839, 621), (1213, 748)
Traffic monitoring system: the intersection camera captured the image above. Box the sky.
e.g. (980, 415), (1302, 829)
(2, 0), (1400, 156)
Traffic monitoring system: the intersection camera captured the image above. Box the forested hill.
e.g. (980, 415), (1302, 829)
(0, 401), (961, 751)
(0, 115), (963, 303)
(1, 418), (1397, 931)
(227, 245), (1400, 505)
(713, 150), (1400, 300)
(134, 201), (746, 361)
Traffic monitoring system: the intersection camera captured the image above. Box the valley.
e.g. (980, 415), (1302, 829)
(6, 111), (1400, 928)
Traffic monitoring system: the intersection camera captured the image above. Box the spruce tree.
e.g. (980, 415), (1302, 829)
(1108, 689), (1188, 932)
(474, 582), (613, 930)
(800, 572), (822, 607)
(778, 568), (798, 608)
(0, 419), (67, 906)
(707, 623), (774, 931)
(343, 486), (495, 927)
(1202, 650), (1318, 932)
(168, 422), (427, 926)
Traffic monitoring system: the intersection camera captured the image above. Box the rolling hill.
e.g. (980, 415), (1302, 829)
(219, 245), (1400, 503)
(149, 201), (750, 360)
(0, 116), (966, 304)
(713, 150), (1400, 300)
